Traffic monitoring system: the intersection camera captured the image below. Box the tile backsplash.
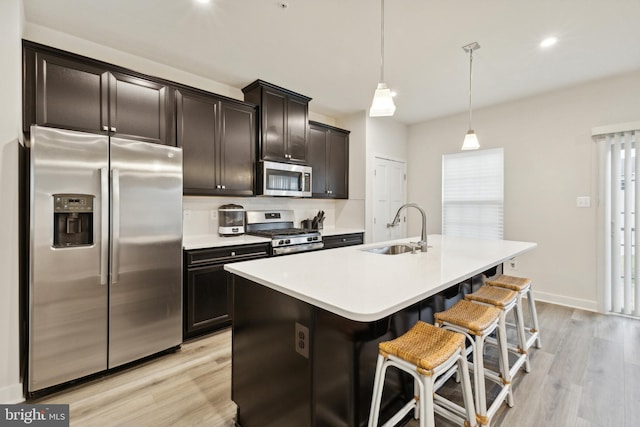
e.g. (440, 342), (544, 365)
(183, 196), (337, 236)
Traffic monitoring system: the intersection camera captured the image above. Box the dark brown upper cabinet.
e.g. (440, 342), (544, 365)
(177, 88), (256, 196)
(308, 121), (349, 199)
(23, 41), (175, 146)
(242, 80), (311, 164)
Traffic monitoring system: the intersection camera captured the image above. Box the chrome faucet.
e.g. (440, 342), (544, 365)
(388, 203), (428, 252)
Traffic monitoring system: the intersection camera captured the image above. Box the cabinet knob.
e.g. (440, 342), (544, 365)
(216, 185), (221, 189)
(102, 125), (109, 132)
(231, 251), (236, 256)
(327, 190), (333, 194)
(111, 127), (117, 133)
(221, 185), (226, 189)
(342, 238), (347, 242)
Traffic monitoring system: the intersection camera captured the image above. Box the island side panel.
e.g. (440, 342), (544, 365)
(232, 275), (314, 427)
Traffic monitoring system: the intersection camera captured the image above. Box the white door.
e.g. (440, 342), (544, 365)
(372, 157), (406, 242)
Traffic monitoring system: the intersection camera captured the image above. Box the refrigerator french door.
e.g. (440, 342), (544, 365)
(28, 125), (183, 393)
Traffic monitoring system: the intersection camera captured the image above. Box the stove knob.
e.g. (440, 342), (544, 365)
(278, 240), (285, 245)
(307, 237), (312, 242)
(285, 239), (291, 244)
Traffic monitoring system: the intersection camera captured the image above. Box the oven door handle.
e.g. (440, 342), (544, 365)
(272, 242), (324, 256)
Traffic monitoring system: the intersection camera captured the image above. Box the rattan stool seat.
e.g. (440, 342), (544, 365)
(379, 321), (465, 375)
(434, 300), (501, 335)
(465, 285), (517, 309)
(368, 321), (478, 427)
(486, 273), (542, 350)
(486, 274), (531, 291)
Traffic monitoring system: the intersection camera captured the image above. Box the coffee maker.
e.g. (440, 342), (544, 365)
(218, 204), (245, 236)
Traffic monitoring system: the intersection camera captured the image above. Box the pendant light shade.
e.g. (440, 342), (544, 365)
(370, 83), (396, 117)
(369, 0), (395, 117)
(462, 130), (480, 150)
(461, 42), (480, 150)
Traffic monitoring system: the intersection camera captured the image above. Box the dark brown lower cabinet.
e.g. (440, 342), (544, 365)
(184, 243), (269, 340)
(322, 233), (364, 249)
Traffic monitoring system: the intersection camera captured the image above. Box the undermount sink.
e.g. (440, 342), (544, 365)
(363, 244), (416, 255)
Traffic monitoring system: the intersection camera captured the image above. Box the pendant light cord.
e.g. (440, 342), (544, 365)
(468, 47), (473, 131)
(380, 0), (385, 82)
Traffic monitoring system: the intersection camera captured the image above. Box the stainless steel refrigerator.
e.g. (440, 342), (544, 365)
(28, 125), (183, 393)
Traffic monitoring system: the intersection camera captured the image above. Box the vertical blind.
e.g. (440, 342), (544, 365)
(442, 148), (504, 240)
(603, 129), (639, 316)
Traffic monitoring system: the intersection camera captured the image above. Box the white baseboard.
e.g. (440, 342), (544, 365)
(532, 290), (598, 312)
(0, 382), (24, 404)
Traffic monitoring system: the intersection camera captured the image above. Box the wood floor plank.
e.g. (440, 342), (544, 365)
(578, 336), (625, 426)
(624, 361), (640, 427)
(623, 317), (640, 366)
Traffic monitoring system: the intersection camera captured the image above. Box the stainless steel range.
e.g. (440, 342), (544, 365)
(245, 210), (323, 256)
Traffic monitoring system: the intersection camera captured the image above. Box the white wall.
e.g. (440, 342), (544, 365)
(407, 69), (640, 311)
(0, 0), (24, 404)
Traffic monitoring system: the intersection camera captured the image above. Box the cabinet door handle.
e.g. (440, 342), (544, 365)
(327, 190), (333, 194)
(216, 185), (221, 189)
(110, 127), (116, 133)
(221, 185), (226, 189)
(102, 125), (109, 132)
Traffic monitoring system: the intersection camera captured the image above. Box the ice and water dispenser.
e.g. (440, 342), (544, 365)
(53, 194), (94, 248)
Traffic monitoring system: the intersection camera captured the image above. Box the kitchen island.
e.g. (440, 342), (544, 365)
(225, 234), (536, 427)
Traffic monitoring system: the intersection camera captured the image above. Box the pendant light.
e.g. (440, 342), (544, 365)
(461, 42), (480, 150)
(369, 0), (396, 117)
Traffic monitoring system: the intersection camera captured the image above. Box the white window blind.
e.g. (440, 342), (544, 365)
(442, 148), (504, 240)
(601, 129), (640, 316)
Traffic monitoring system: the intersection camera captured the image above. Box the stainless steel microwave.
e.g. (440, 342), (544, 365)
(258, 161), (312, 197)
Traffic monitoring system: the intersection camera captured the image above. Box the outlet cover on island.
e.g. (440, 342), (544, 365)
(576, 196), (591, 208)
(508, 257), (517, 270)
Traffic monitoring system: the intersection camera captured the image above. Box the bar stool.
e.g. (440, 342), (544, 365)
(368, 321), (477, 427)
(485, 275), (541, 350)
(465, 284), (531, 377)
(434, 300), (512, 427)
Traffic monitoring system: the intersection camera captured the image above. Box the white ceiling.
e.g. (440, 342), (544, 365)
(22, 0), (640, 124)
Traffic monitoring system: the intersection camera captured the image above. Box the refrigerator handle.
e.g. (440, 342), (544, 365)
(100, 168), (109, 285)
(111, 168), (120, 284)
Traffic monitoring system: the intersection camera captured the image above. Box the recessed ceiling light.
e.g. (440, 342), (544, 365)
(540, 37), (558, 48)
(195, 0), (211, 4)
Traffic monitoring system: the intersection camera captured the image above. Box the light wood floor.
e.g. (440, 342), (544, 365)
(32, 301), (640, 426)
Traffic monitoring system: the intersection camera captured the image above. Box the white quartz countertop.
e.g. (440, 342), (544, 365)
(183, 228), (364, 250)
(320, 228), (365, 237)
(225, 235), (537, 322)
(183, 234), (271, 250)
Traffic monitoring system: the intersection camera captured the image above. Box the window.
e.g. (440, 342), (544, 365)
(442, 148), (504, 240)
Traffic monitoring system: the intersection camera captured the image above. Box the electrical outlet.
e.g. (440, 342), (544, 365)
(295, 322), (309, 359)
(210, 210), (218, 220)
(508, 258), (517, 270)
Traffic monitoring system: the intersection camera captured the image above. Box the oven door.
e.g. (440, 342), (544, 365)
(260, 161), (312, 197)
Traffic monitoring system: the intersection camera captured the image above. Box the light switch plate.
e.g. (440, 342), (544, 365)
(577, 196), (591, 208)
